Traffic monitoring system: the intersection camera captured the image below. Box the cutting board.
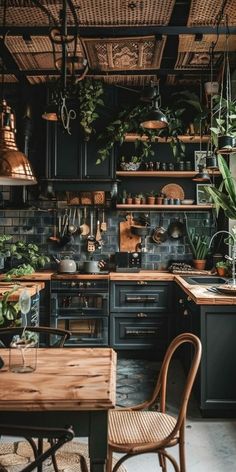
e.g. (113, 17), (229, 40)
(119, 214), (141, 252)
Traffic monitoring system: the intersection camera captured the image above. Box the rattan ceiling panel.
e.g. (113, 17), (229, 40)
(188, 0), (236, 26)
(175, 34), (236, 70)
(83, 36), (166, 71)
(0, 0), (175, 27)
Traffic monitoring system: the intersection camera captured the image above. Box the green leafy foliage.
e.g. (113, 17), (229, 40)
(204, 154), (236, 218)
(78, 78), (104, 140)
(185, 218), (210, 260)
(211, 95), (236, 146)
(0, 286), (21, 326)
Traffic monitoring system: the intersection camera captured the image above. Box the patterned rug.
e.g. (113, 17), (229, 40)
(0, 440), (126, 472)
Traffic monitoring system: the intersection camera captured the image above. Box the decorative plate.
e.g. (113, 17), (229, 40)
(161, 183), (185, 200)
(216, 284), (236, 296)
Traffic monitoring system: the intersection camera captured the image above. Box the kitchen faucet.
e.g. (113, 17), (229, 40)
(209, 230), (236, 285)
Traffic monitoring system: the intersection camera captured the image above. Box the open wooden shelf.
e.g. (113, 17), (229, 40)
(124, 134), (210, 143)
(116, 171), (220, 178)
(116, 204), (214, 210)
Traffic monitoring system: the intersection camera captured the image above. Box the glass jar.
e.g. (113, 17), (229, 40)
(9, 338), (37, 373)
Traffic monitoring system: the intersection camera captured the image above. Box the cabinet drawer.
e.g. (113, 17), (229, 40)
(110, 312), (168, 350)
(110, 281), (171, 312)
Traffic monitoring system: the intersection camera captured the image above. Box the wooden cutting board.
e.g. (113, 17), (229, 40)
(119, 214), (141, 252)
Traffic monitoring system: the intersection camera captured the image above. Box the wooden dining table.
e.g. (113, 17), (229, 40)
(0, 347), (117, 472)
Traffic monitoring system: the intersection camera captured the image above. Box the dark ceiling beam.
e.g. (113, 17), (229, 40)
(0, 39), (29, 85)
(0, 25), (236, 36)
(6, 68), (214, 77)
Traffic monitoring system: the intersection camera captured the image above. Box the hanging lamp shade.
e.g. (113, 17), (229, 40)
(0, 100), (37, 185)
(141, 99), (168, 130)
(192, 164), (211, 182)
(42, 100), (59, 121)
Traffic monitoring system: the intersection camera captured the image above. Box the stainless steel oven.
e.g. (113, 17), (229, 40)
(50, 278), (109, 346)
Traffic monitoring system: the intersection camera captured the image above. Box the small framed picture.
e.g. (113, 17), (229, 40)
(194, 151), (207, 171)
(196, 184), (213, 205)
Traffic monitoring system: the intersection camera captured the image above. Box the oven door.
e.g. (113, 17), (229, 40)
(51, 292), (108, 316)
(52, 315), (108, 346)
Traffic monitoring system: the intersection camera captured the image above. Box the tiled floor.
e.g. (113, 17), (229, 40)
(115, 356), (236, 471)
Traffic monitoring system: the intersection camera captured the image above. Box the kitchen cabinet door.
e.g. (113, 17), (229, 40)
(47, 121), (114, 180)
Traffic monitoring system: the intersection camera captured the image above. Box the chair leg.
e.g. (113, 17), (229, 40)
(106, 448), (113, 472)
(179, 425), (186, 472)
(158, 451), (167, 472)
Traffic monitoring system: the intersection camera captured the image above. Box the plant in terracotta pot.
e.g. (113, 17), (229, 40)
(147, 191), (156, 205)
(185, 220), (210, 269)
(126, 193), (133, 205)
(216, 260), (230, 277)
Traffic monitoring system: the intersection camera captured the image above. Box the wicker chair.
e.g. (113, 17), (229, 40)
(0, 425), (74, 472)
(0, 326), (71, 347)
(107, 333), (202, 472)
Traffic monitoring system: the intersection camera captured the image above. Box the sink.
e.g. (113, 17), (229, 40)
(181, 276), (227, 285)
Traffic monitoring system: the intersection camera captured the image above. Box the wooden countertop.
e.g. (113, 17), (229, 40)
(1, 269), (236, 305)
(0, 347), (116, 411)
(0, 282), (45, 301)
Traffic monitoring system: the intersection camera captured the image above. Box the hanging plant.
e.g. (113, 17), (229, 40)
(96, 103), (158, 164)
(78, 78), (104, 140)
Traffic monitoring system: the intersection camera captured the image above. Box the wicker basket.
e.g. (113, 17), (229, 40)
(93, 191), (105, 205)
(80, 192), (93, 205)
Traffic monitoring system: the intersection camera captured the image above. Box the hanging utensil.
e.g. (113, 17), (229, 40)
(49, 210), (59, 242)
(167, 218), (185, 239)
(87, 210), (96, 252)
(68, 208), (77, 234)
(95, 212), (102, 243)
(80, 207), (90, 236)
(101, 210), (107, 232)
(152, 213), (168, 244)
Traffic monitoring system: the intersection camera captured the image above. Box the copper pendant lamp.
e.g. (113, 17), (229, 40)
(0, 100), (37, 185)
(140, 83), (168, 130)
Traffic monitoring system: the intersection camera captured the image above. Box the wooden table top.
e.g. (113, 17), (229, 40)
(0, 282), (45, 301)
(0, 348), (117, 411)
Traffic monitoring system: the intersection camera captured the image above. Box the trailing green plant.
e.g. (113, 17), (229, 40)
(185, 218), (210, 260)
(204, 154), (236, 218)
(96, 103), (157, 164)
(78, 78), (104, 140)
(171, 90), (209, 135)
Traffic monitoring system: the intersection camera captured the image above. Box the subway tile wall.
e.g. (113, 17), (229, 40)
(0, 189), (216, 271)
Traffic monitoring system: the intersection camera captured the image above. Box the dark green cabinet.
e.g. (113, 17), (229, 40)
(175, 285), (236, 416)
(47, 121), (115, 181)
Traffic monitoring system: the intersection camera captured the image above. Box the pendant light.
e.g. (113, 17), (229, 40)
(206, 42), (218, 170)
(140, 83), (168, 130)
(0, 1), (37, 185)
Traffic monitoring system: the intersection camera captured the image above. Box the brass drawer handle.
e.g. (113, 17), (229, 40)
(137, 312), (148, 318)
(137, 281), (147, 285)
(178, 298), (184, 304)
(183, 309), (188, 316)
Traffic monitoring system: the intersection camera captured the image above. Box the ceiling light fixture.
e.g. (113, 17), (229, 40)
(192, 164), (211, 182)
(0, 1), (36, 185)
(41, 0), (88, 133)
(140, 83), (168, 130)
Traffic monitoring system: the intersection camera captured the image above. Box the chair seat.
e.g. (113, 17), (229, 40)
(108, 410), (178, 449)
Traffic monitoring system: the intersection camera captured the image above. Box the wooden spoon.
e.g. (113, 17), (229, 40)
(80, 207), (90, 236)
(101, 210), (107, 231)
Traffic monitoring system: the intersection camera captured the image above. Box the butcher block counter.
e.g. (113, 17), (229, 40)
(0, 281), (45, 301)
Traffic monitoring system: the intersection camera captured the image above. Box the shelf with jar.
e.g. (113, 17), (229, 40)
(124, 134), (210, 143)
(116, 170), (220, 178)
(116, 204), (214, 210)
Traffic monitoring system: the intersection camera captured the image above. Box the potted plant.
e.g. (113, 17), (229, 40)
(147, 191), (156, 205)
(0, 236), (50, 280)
(204, 154), (236, 218)
(119, 155), (142, 171)
(216, 260), (230, 277)
(185, 220), (210, 269)
(126, 193), (133, 205)
(211, 96), (236, 153)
